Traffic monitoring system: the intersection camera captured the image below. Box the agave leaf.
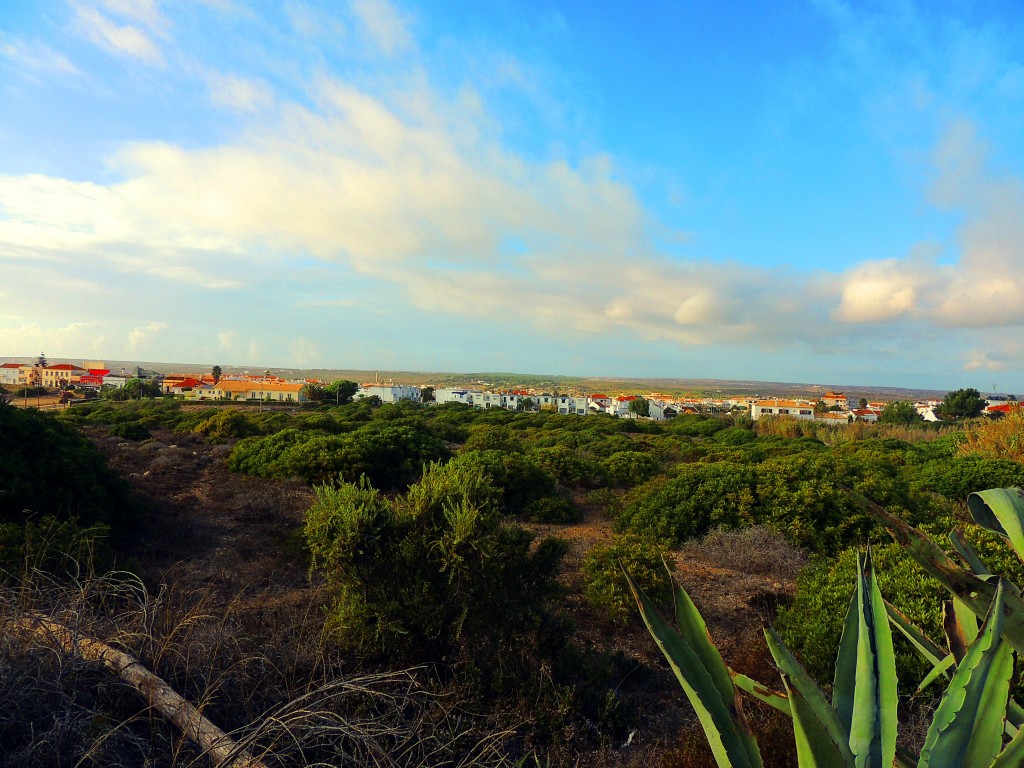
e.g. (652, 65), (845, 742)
(919, 581), (1014, 768)
(992, 717), (1024, 768)
(765, 629), (855, 767)
(953, 597), (981, 646)
(847, 489), (1024, 656)
(625, 570), (762, 768)
(884, 600), (950, 669)
(672, 566), (741, 706)
(967, 488), (1024, 564)
(917, 655), (956, 694)
(731, 671), (791, 715)
(943, 600), (969, 663)
(949, 528), (992, 575)
(832, 551), (898, 768)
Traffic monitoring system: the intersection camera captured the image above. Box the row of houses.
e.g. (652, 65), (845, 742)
(0, 361), (158, 390)
(429, 387), (694, 419)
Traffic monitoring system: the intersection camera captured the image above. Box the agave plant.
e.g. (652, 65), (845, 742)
(627, 487), (1024, 768)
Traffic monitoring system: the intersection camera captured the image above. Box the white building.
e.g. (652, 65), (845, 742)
(355, 384), (421, 403)
(750, 399), (816, 421)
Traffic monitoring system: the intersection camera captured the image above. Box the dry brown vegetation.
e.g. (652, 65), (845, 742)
(0, 422), (808, 767)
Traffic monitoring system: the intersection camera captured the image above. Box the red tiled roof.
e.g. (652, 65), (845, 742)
(1, 363), (22, 369)
(987, 404), (1016, 413)
(47, 363), (83, 370)
(590, 393), (609, 399)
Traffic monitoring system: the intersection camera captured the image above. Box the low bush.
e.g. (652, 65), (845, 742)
(602, 450), (661, 487)
(108, 422), (151, 441)
(524, 495), (581, 524)
(582, 534), (673, 624)
(304, 461), (566, 688)
(616, 463), (758, 543)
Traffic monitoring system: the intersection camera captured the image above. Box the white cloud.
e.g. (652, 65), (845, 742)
(72, 2), (164, 65)
(128, 321), (167, 352)
(0, 37), (79, 78)
(350, 0), (412, 55)
(289, 337), (320, 366)
(833, 260), (922, 323)
(204, 71), (274, 112)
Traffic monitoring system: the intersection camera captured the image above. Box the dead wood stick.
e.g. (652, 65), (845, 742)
(8, 613), (270, 768)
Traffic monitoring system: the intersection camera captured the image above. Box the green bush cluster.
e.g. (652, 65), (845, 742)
(229, 423), (450, 488)
(304, 461), (566, 689)
(0, 404), (135, 531)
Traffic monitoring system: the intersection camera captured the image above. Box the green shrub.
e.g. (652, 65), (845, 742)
(191, 409), (262, 441)
(753, 450), (916, 553)
(712, 426), (758, 446)
(228, 423), (450, 488)
(0, 404), (135, 531)
(917, 455), (1024, 500)
(602, 450), (661, 487)
(523, 495), (581, 523)
(108, 422), (150, 441)
(529, 445), (607, 488)
(582, 534), (673, 624)
(449, 449), (555, 516)
(617, 463), (758, 543)
(304, 462), (566, 687)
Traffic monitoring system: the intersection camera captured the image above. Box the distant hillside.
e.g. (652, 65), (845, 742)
(0, 357), (955, 401)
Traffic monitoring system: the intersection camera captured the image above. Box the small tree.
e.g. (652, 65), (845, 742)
(420, 386), (435, 403)
(211, 365), (222, 383)
(301, 382), (327, 402)
(326, 379), (359, 405)
(858, 397), (869, 409)
(628, 396), (650, 418)
(36, 352), (48, 368)
(938, 387), (986, 420)
(879, 400), (923, 425)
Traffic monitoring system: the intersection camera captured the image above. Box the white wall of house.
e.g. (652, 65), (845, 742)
(356, 384), (421, 403)
(751, 400), (816, 421)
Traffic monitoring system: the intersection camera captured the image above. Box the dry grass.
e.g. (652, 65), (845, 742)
(0, 567), (523, 768)
(682, 525), (808, 580)
(754, 417), (956, 446)
(958, 411), (1024, 463)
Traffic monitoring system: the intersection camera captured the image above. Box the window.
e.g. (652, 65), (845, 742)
(762, 408), (773, 414)
(779, 409), (790, 414)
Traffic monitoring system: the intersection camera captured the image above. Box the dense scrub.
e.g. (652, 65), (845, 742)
(0, 403), (136, 577)
(37, 397), (1024, 766)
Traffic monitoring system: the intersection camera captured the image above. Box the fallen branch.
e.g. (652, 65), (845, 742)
(7, 613), (270, 768)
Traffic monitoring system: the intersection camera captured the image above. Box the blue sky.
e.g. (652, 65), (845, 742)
(2, 1), (1024, 390)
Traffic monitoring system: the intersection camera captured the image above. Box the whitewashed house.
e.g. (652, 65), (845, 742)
(355, 384), (421, 403)
(750, 399), (816, 421)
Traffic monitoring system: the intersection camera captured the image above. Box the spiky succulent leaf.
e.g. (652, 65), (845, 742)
(765, 628), (855, 767)
(849, 489), (1024, 657)
(626, 570), (762, 768)
(967, 488), (1024, 564)
(919, 581), (1014, 768)
(832, 551), (898, 768)
(731, 671), (791, 715)
(949, 528), (992, 576)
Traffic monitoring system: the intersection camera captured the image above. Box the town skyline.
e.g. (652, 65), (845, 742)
(3, 2), (1024, 390)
